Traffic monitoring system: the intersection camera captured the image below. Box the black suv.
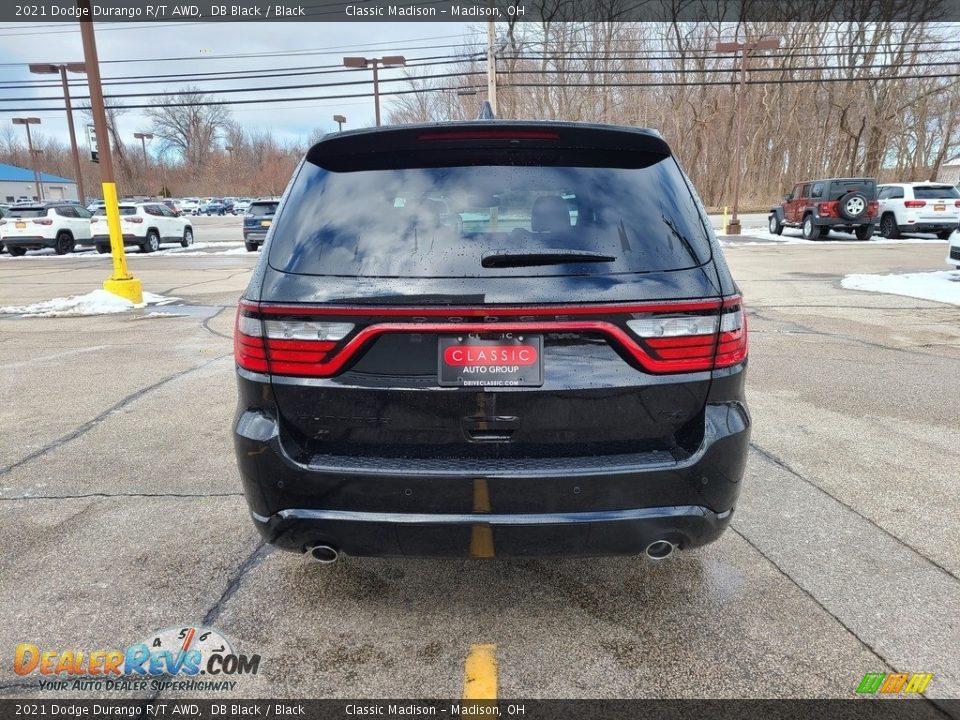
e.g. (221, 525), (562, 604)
(233, 121), (750, 560)
(242, 198), (279, 251)
(769, 177), (878, 240)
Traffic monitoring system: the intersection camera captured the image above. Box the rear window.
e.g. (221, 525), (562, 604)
(268, 159), (711, 278)
(914, 186), (960, 200)
(828, 180), (876, 198)
(93, 207), (138, 216)
(248, 201), (278, 216)
(8, 208), (47, 218)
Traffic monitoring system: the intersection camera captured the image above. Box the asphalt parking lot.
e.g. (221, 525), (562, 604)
(1, 217), (958, 701)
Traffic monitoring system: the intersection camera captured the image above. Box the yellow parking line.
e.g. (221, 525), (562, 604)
(463, 643), (497, 700)
(470, 478), (494, 558)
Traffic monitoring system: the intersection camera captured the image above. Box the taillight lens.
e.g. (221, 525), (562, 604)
(817, 202), (836, 218)
(904, 200), (926, 208)
(124, 216), (144, 223)
(954, 201), (960, 208)
(628, 302), (747, 372)
(235, 297), (747, 378)
(32, 218), (53, 225)
(867, 200), (879, 217)
(235, 306), (353, 376)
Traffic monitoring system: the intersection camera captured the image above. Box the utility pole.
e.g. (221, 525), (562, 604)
(714, 37), (780, 235)
(79, 0), (142, 303)
(12, 118), (43, 201)
(487, 14), (498, 115)
(342, 56), (406, 127)
(29, 63), (87, 205)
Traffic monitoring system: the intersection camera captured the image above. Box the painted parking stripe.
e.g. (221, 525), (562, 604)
(463, 643), (497, 700)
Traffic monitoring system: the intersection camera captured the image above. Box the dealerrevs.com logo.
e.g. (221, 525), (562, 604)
(13, 626), (260, 692)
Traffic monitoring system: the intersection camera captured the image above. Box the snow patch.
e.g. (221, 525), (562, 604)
(841, 271), (960, 306)
(0, 290), (181, 317)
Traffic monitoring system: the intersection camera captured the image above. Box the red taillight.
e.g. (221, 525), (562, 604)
(235, 304), (353, 377)
(904, 200), (926, 208)
(629, 299), (747, 372)
(867, 200), (879, 217)
(236, 296), (748, 378)
(32, 218), (53, 225)
(817, 201), (837, 218)
(124, 216), (144, 223)
(954, 201), (960, 208)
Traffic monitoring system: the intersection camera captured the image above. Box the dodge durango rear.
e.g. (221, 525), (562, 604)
(233, 120), (750, 560)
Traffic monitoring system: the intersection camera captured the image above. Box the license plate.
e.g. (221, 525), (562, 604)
(260, 220), (272, 227)
(934, 204), (946, 212)
(438, 335), (543, 387)
(15, 221), (25, 229)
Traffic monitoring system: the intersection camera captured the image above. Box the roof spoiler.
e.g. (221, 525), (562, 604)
(477, 101), (496, 120)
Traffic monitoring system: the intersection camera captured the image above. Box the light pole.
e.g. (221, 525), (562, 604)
(714, 37), (780, 235)
(133, 132), (153, 196)
(486, 14), (497, 115)
(79, 0), (142, 303)
(29, 63), (87, 204)
(12, 118), (43, 201)
(333, 114), (346, 132)
(342, 56), (406, 127)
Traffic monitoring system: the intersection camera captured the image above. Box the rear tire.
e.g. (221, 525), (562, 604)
(7, 246), (26, 257)
(54, 232), (75, 255)
(855, 224), (874, 241)
(181, 227), (194, 248)
(937, 230), (954, 240)
(96, 244), (109, 254)
(880, 214), (901, 239)
(245, 241), (259, 252)
(141, 230), (160, 253)
(768, 214), (784, 235)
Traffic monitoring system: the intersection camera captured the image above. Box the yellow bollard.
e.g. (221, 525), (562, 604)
(100, 181), (143, 304)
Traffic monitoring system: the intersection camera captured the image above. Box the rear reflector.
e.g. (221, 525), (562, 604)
(234, 296), (748, 378)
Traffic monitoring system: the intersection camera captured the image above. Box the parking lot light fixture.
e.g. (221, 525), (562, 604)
(12, 117), (43, 201)
(29, 63), (87, 205)
(714, 37), (780, 235)
(79, 1), (142, 304)
(133, 132), (153, 195)
(333, 114), (346, 132)
(342, 55), (406, 127)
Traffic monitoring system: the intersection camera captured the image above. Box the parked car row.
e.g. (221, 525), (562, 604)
(769, 177), (960, 242)
(0, 201), (193, 256)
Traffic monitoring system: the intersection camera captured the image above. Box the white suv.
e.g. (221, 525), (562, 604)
(0, 203), (92, 256)
(877, 183), (960, 239)
(85, 202), (194, 254)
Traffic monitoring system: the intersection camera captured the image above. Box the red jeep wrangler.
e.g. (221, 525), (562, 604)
(769, 177), (878, 240)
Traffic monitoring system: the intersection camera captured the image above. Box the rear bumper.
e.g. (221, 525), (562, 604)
(3, 236), (55, 248)
(812, 217), (875, 227)
(234, 397), (750, 557)
(250, 505), (732, 557)
(243, 230), (268, 242)
(900, 221), (957, 232)
(84, 234), (140, 246)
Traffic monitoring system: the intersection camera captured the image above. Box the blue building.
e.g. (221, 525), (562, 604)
(0, 163), (79, 203)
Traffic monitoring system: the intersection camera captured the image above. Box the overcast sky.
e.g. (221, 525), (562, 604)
(0, 21), (480, 156)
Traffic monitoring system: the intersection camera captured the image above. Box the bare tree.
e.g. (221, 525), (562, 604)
(146, 87), (232, 167)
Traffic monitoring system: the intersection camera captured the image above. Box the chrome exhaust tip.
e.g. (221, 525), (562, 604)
(645, 540), (675, 560)
(307, 545), (339, 564)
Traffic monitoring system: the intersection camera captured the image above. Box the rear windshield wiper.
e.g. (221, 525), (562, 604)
(481, 250), (617, 269)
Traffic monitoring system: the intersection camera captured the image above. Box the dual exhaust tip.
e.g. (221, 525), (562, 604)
(306, 541), (675, 563)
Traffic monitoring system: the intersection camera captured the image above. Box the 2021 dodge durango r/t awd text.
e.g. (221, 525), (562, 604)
(233, 121), (750, 560)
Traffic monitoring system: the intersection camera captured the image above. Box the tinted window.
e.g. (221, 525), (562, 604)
(144, 205), (163, 216)
(248, 201), (279, 217)
(914, 186), (960, 199)
(829, 180), (876, 197)
(811, 182), (824, 198)
(56, 206), (77, 217)
(269, 159), (711, 278)
(93, 207), (138, 217)
(8, 208), (48, 218)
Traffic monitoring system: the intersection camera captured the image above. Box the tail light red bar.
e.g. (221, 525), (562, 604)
(235, 296), (748, 378)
